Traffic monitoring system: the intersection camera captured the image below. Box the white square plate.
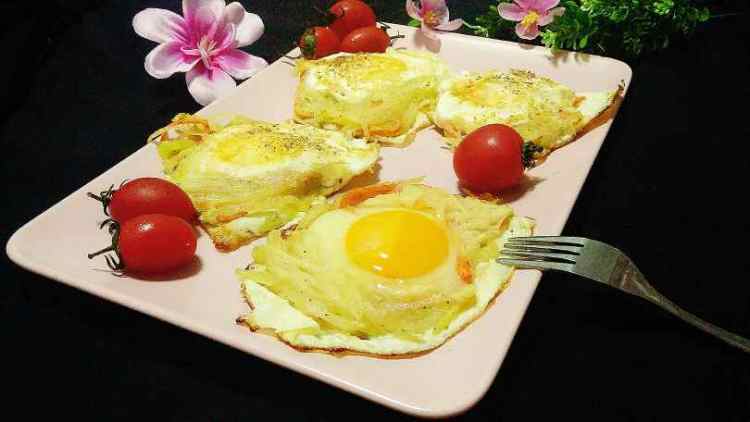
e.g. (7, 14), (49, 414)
(6, 24), (631, 418)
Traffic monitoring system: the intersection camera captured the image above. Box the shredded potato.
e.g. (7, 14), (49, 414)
(241, 183), (514, 339)
(293, 50), (449, 143)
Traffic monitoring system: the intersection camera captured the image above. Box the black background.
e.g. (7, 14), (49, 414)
(2, 0), (749, 420)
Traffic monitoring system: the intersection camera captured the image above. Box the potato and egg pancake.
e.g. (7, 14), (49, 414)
(433, 70), (619, 154)
(237, 181), (533, 355)
(151, 114), (379, 251)
(293, 48), (451, 146)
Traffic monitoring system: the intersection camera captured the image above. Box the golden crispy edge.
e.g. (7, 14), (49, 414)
(564, 83), (625, 148)
(201, 221), (258, 252)
(236, 269), (518, 359)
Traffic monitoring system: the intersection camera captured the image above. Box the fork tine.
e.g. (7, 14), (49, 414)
(497, 258), (575, 272)
(500, 250), (577, 263)
(503, 243), (582, 254)
(506, 236), (587, 246)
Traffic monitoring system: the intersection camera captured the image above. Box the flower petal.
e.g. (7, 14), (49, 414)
(212, 22), (236, 53)
(234, 12), (264, 47)
(133, 8), (188, 44)
(405, 0), (422, 20)
(536, 12), (553, 26)
(183, 0), (225, 21)
(145, 42), (200, 79)
(420, 22), (439, 40)
(221, 2), (263, 47)
(515, 22), (540, 40)
(215, 49), (267, 80)
(537, 6), (564, 25)
(187, 4), (220, 44)
(421, 0), (447, 13)
(514, 0), (535, 10)
(223, 1), (245, 23)
(498, 3), (527, 21)
(534, 0), (560, 13)
(186, 62), (237, 106)
(435, 18), (464, 31)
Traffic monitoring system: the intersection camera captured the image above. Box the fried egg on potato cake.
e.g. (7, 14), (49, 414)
(151, 114), (379, 251)
(294, 49), (451, 146)
(433, 70), (619, 154)
(237, 181), (533, 355)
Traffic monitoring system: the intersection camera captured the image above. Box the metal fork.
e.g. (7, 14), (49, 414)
(499, 236), (750, 353)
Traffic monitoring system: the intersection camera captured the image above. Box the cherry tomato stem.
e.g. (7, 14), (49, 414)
(299, 26), (340, 59)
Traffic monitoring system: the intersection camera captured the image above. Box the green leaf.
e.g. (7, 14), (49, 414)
(579, 35), (589, 49)
(408, 19), (421, 28)
(653, 0), (675, 16)
(698, 7), (710, 22)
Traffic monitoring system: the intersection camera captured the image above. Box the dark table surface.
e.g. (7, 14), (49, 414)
(3, 0), (749, 420)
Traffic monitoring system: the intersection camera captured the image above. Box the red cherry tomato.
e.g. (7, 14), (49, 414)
(298, 26), (340, 59)
(110, 178), (196, 223)
(90, 177), (196, 223)
(329, 0), (377, 40)
(117, 214), (197, 274)
(453, 124), (525, 193)
(340, 26), (391, 53)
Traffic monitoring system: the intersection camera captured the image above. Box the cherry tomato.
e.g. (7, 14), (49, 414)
(453, 124), (525, 193)
(117, 214), (197, 274)
(298, 26), (340, 59)
(328, 0), (377, 40)
(340, 26), (391, 53)
(89, 177), (196, 223)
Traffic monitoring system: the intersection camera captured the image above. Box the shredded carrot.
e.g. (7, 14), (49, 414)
(339, 183), (397, 208)
(147, 115), (213, 145)
(216, 211), (247, 223)
(497, 215), (510, 231)
(457, 256), (473, 283)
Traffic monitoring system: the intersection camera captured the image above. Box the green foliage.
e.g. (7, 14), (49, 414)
(522, 142), (544, 169)
(469, 0), (711, 57)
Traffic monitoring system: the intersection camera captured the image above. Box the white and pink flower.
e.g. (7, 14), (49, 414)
(498, 0), (565, 40)
(406, 0), (463, 40)
(133, 0), (267, 105)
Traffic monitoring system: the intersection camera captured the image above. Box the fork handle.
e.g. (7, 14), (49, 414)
(612, 257), (750, 353)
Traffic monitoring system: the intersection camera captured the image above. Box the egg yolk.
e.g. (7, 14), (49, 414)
(345, 210), (449, 279)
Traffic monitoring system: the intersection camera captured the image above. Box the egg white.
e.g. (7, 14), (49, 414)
(177, 123), (377, 180)
(433, 70), (619, 151)
(238, 215), (533, 355)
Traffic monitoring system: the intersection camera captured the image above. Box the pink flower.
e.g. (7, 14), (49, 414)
(406, 0), (464, 40)
(133, 0), (267, 106)
(498, 0), (565, 40)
